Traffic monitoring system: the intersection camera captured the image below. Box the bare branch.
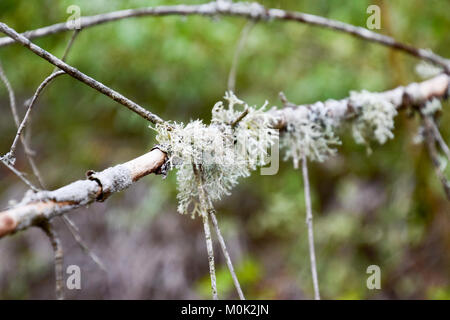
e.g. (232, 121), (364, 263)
(0, 22), (164, 124)
(0, 60), (45, 187)
(428, 119), (450, 161)
(0, 148), (167, 238)
(0, 159), (40, 192)
(0, 2), (448, 69)
(40, 221), (64, 300)
(53, 30), (81, 73)
(301, 156), (320, 300)
(0, 60), (19, 124)
(422, 116), (450, 200)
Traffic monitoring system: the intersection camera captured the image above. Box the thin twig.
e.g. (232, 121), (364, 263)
(209, 208), (245, 300)
(40, 221), (64, 300)
(194, 164), (218, 300)
(9, 71), (65, 157)
(278, 92), (297, 108)
(0, 60), (45, 188)
(0, 22), (164, 124)
(0, 159), (39, 192)
(428, 118), (450, 161)
(202, 213), (218, 300)
(422, 116), (450, 200)
(0, 2), (448, 69)
(0, 60), (19, 124)
(227, 21), (254, 92)
(61, 215), (107, 273)
(301, 155), (320, 300)
(230, 107), (249, 128)
(53, 30), (81, 73)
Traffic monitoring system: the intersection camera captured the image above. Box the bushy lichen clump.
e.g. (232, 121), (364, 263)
(153, 92), (277, 217)
(281, 102), (341, 168)
(349, 90), (398, 150)
(154, 89), (405, 214)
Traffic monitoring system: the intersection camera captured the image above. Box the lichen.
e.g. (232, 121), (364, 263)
(281, 102), (341, 168)
(350, 90), (398, 151)
(152, 91), (277, 217)
(415, 61), (443, 79)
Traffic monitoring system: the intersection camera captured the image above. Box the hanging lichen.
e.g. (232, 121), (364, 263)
(152, 92), (278, 217)
(349, 90), (398, 152)
(281, 102), (341, 168)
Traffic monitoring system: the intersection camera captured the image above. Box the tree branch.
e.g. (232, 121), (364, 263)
(0, 1), (448, 70)
(271, 74), (450, 130)
(0, 148), (167, 238)
(1, 74), (448, 239)
(0, 23), (164, 124)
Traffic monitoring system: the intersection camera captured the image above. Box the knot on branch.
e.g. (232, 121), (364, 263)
(151, 145), (170, 178)
(87, 164), (133, 201)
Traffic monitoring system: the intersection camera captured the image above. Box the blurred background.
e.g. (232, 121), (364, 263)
(0, 0), (449, 299)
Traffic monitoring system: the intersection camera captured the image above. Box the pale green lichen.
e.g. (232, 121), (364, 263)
(281, 103), (341, 168)
(350, 90), (398, 150)
(415, 60), (443, 79)
(152, 92), (277, 217)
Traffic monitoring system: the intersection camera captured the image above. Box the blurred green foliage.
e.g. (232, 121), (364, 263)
(0, 0), (449, 299)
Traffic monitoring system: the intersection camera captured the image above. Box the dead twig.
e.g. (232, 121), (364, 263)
(40, 221), (64, 300)
(209, 207), (245, 300)
(422, 116), (450, 200)
(301, 155), (320, 300)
